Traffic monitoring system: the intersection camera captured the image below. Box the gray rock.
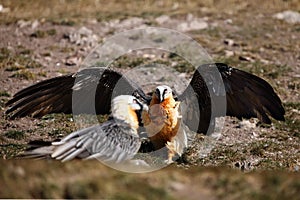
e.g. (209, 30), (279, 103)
(273, 10), (300, 24)
(177, 19), (208, 32)
(0, 4), (10, 13)
(31, 20), (39, 29)
(117, 17), (144, 29)
(224, 39), (235, 46)
(155, 15), (171, 24)
(67, 26), (98, 47)
(17, 20), (31, 28)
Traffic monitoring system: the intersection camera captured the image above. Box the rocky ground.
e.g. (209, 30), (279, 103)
(0, 0), (299, 199)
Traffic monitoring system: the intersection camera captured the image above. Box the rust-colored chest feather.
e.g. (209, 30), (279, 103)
(143, 96), (181, 150)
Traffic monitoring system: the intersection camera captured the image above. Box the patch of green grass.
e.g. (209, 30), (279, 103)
(56, 69), (70, 74)
(30, 29), (57, 38)
(192, 27), (222, 38)
(249, 62), (291, 79)
(249, 142), (268, 156)
(38, 114), (75, 138)
(0, 99), (7, 109)
(0, 144), (27, 159)
(4, 130), (25, 140)
(19, 49), (32, 55)
(11, 70), (36, 80)
(46, 29), (57, 36)
(258, 159), (286, 171)
(30, 30), (47, 38)
(59, 46), (75, 53)
(2, 52), (42, 71)
(214, 58), (291, 80)
(37, 71), (47, 77)
(51, 19), (77, 26)
(273, 102), (300, 136)
(287, 77), (299, 90)
(0, 47), (11, 61)
(215, 56), (247, 68)
(219, 147), (239, 159)
(48, 128), (70, 138)
(167, 53), (196, 73)
(41, 113), (73, 120)
(112, 53), (196, 73)
(41, 52), (51, 57)
(250, 140), (282, 155)
(44, 45), (74, 54)
(204, 145), (242, 166)
(112, 56), (146, 69)
(97, 114), (109, 123)
(5, 65), (26, 71)
(0, 91), (10, 97)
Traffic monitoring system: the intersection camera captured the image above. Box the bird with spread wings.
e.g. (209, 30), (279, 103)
(6, 63), (285, 163)
(142, 85), (185, 163)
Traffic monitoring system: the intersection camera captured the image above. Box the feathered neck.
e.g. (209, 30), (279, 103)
(111, 102), (139, 131)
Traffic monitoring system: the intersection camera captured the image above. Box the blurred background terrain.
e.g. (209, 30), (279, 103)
(0, 0), (299, 199)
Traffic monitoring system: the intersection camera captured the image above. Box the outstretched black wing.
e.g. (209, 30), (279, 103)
(180, 63), (285, 134)
(6, 67), (148, 119)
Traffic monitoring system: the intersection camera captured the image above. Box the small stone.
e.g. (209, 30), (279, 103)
(186, 13), (194, 21)
(0, 4), (10, 13)
(260, 59), (270, 64)
(66, 26), (98, 47)
(252, 132), (259, 137)
(177, 19), (208, 32)
(17, 20), (31, 28)
(78, 26), (92, 35)
(225, 50), (234, 57)
(15, 166), (25, 177)
(31, 20), (39, 29)
(118, 17), (144, 29)
(239, 55), (254, 62)
(224, 39), (235, 46)
(142, 54), (156, 59)
(44, 56), (52, 62)
(190, 20), (208, 30)
(179, 73), (186, 78)
(265, 33), (273, 38)
(273, 10), (300, 24)
(225, 19), (233, 24)
(238, 120), (256, 129)
(171, 61), (178, 67)
(65, 55), (82, 66)
(169, 182), (185, 191)
(87, 18), (98, 24)
(155, 15), (170, 24)
(172, 2), (179, 10)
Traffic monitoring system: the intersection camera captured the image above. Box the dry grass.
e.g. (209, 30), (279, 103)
(1, 0), (299, 24)
(1, 159), (300, 199)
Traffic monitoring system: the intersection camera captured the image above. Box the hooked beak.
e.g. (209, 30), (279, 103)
(155, 88), (164, 103)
